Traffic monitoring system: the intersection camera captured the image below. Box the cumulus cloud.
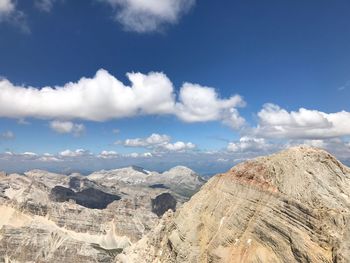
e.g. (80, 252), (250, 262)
(123, 133), (195, 152)
(59, 149), (91, 158)
(162, 141), (195, 151)
(253, 103), (350, 139)
(0, 69), (174, 121)
(37, 153), (61, 162)
(0, 69), (245, 129)
(227, 136), (272, 153)
(49, 120), (85, 136)
(98, 150), (118, 159)
(175, 83), (246, 128)
(0, 130), (14, 140)
(127, 152), (153, 158)
(124, 133), (170, 147)
(283, 138), (350, 163)
(100, 0), (195, 33)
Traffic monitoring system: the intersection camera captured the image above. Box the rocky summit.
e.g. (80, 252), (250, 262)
(117, 146), (350, 263)
(0, 166), (205, 263)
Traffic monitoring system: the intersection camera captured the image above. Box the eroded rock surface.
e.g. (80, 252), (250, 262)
(118, 146), (350, 263)
(0, 166), (205, 262)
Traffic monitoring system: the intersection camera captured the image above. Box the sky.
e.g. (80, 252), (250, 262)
(0, 0), (350, 175)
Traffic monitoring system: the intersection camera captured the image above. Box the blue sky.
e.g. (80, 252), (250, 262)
(0, 0), (350, 174)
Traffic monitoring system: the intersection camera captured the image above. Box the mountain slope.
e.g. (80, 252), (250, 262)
(0, 165), (205, 262)
(118, 146), (350, 263)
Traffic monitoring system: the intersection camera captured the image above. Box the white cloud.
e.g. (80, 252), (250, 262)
(123, 133), (195, 152)
(0, 69), (174, 121)
(17, 119), (30, 125)
(162, 141), (195, 151)
(0, 69), (245, 129)
(301, 139), (326, 148)
(1, 140), (350, 175)
(20, 152), (39, 160)
(0, 0), (15, 17)
(338, 80), (350, 91)
(38, 153), (61, 162)
(49, 120), (85, 136)
(124, 133), (170, 147)
(175, 83), (245, 128)
(0, 130), (14, 140)
(127, 152), (153, 158)
(227, 136), (272, 153)
(34, 0), (55, 12)
(112, 129), (120, 134)
(283, 138), (350, 162)
(0, 0), (28, 32)
(254, 103), (350, 139)
(22, 152), (37, 156)
(143, 152), (153, 157)
(101, 0), (195, 33)
(59, 149), (91, 158)
(98, 150), (118, 159)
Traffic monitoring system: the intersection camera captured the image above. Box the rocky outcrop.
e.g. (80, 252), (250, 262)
(118, 146), (350, 263)
(0, 166), (205, 262)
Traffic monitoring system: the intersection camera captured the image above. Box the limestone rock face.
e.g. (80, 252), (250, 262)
(0, 166), (205, 263)
(118, 146), (350, 263)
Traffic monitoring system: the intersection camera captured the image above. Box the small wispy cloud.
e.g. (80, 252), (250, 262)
(0, 131), (15, 140)
(17, 119), (30, 125)
(99, 0), (196, 33)
(34, 0), (56, 12)
(338, 80), (350, 91)
(112, 129), (120, 134)
(0, 0), (29, 33)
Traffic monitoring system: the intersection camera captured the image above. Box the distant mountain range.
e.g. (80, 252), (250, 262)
(0, 166), (205, 262)
(2, 146), (350, 262)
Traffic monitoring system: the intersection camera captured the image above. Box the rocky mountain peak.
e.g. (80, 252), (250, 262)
(167, 165), (195, 173)
(226, 145), (350, 208)
(117, 146), (350, 263)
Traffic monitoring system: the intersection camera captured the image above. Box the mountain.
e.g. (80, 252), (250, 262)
(117, 146), (350, 263)
(88, 165), (205, 200)
(0, 166), (205, 262)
